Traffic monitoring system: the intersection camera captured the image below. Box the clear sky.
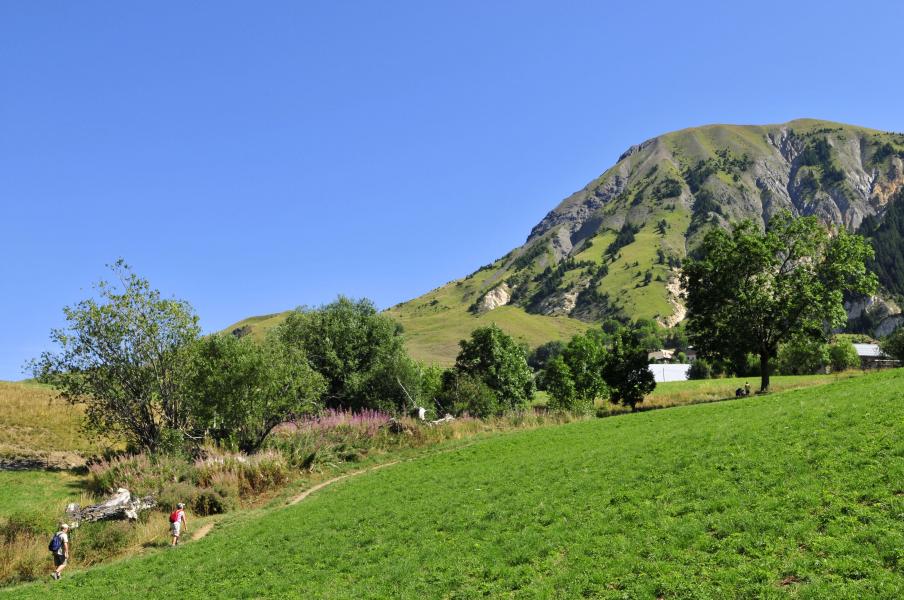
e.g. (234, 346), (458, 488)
(2, 0), (904, 380)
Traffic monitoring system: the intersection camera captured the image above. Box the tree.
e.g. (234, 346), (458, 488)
(543, 356), (577, 412)
(881, 326), (904, 362)
(559, 333), (607, 408)
(453, 325), (534, 412)
(274, 296), (418, 413)
(180, 334), (325, 452)
(32, 260), (200, 452)
(601, 330), (655, 410)
(682, 212), (877, 391)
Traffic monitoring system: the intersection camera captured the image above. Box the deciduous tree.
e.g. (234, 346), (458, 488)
(32, 260), (200, 451)
(682, 212), (876, 391)
(453, 325), (534, 411)
(601, 330), (655, 411)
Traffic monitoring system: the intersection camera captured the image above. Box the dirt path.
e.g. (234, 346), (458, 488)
(191, 523), (214, 541)
(286, 439), (483, 506)
(288, 461), (399, 505)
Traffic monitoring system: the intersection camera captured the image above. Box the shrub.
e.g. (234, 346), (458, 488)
(881, 326), (904, 362)
(193, 488), (236, 515)
(829, 339), (861, 372)
(687, 359), (713, 380)
(88, 453), (194, 497)
(776, 337), (829, 375)
(438, 371), (500, 418)
(76, 521), (132, 563)
(0, 512), (45, 544)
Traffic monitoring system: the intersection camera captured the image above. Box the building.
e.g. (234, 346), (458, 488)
(648, 363), (691, 383)
(852, 343), (897, 369)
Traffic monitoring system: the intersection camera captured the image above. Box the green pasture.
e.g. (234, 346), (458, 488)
(9, 369), (904, 598)
(0, 471), (86, 520)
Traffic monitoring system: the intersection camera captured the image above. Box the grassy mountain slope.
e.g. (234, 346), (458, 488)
(10, 369), (904, 598)
(0, 381), (107, 468)
(229, 119), (904, 363)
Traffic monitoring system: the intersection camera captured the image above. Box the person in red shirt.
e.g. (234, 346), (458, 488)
(169, 503), (187, 546)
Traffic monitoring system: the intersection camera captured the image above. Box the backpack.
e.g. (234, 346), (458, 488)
(169, 510), (181, 523)
(48, 533), (63, 553)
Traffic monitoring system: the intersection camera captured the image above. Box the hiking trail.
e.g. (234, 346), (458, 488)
(288, 461), (399, 505)
(191, 523), (214, 541)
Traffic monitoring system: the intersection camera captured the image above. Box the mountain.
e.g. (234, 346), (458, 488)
(232, 119), (904, 364)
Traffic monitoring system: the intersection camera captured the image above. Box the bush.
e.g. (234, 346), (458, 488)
(193, 488), (236, 515)
(687, 359), (713, 380)
(0, 512), (45, 544)
(882, 326), (904, 362)
(777, 337), (829, 375)
(77, 521), (132, 563)
(829, 339), (861, 372)
(194, 451), (290, 498)
(88, 453), (194, 497)
(157, 481), (201, 514)
(438, 371), (500, 418)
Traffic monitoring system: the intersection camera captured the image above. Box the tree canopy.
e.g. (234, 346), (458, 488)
(32, 260), (201, 451)
(682, 212), (876, 391)
(179, 334), (325, 452)
(451, 325), (534, 412)
(601, 330), (655, 410)
(274, 296), (418, 413)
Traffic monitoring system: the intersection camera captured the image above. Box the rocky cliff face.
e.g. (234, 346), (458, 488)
(471, 119), (904, 333)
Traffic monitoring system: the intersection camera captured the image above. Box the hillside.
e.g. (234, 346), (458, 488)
(8, 369), (904, 598)
(0, 381), (107, 469)
(231, 119), (904, 363)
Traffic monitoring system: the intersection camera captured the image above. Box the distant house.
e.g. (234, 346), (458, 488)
(852, 343), (897, 369)
(647, 349), (675, 363)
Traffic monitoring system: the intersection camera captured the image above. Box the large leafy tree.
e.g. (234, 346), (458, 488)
(274, 296), (419, 413)
(682, 212), (877, 391)
(543, 332), (608, 412)
(601, 330), (655, 411)
(453, 325), (534, 411)
(179, 334), (325, 452)
(32, 260), (201, 451)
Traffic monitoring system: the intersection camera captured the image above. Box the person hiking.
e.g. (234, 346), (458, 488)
(169, 503), (187, 546)
(744, 381), (751, 396)
(49, 523), (70, 580)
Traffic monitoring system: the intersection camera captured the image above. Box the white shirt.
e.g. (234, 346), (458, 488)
(56, 531), (69, 555)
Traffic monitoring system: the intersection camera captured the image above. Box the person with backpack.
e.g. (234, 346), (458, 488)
(169, 502), (187, 546)
(49, 523), (70, 580)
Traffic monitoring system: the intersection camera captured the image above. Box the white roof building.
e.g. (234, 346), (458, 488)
(648, 363), (691, 383)
(853, 343), (884, 358)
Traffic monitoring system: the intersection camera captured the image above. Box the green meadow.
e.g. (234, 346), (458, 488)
(8, 369), (904, 598)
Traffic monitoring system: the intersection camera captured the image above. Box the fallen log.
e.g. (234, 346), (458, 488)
(66, 488), (156, 524)
(429, 414), (455, 426)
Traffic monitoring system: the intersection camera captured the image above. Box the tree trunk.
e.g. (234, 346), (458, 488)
(66, 488), (156, 523)
(759, 353), (770, 392)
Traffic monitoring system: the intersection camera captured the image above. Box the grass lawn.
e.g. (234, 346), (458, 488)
(9, 369), (904, 598)
(0, 471), (87, 520)
(645, 372), (864, 408)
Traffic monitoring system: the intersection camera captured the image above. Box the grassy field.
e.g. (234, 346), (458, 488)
(0, 381), (110, 465)
(644, 372), (863, 408)
(8, 368), (904, 598)
(0, 471), (87, 519)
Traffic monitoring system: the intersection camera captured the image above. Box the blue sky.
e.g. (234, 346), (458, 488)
(2, 1), (904, 379)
